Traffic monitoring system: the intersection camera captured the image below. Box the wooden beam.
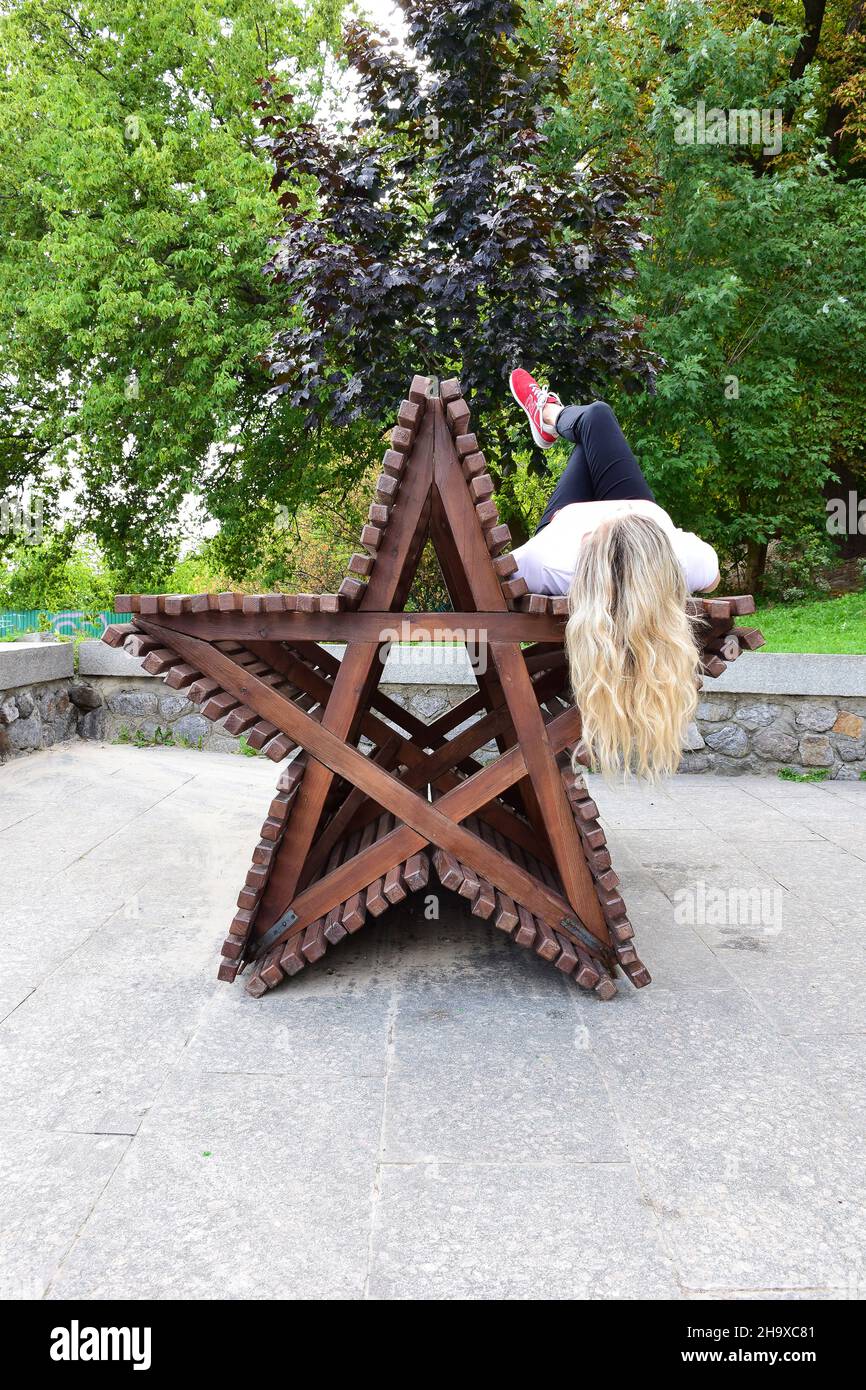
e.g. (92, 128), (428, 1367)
(430, 398), (608, 943)
(136, 618), (598, 956)
(253, 406), (437, 932)
(142, 609), (566, 644)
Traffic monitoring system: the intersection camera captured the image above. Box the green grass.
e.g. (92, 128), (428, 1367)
(777, 767), (832, 783)
(112, 724), (197, 749)
(749, 591), (866, 654)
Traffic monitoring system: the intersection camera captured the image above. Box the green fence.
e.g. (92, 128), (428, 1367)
(0, 610), (133, 639)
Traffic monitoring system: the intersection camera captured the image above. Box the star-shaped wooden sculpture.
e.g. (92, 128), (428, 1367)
(102, 376), (764, 998)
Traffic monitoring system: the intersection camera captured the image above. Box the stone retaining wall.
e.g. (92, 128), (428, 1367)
(2, 640), (865, 778)
(0, 642), (89, 760)
(682, 692), (866, 780)
(76, 674), (476, 759)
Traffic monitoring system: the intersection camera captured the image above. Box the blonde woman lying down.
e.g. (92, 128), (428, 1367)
(509, 370), (721, 782)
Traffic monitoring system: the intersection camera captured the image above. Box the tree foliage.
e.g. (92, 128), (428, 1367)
(261, 0), (656, 535)
(0, 0), (863, 598)
(0, 0), (358, 587)
(534, 0), (866, 593)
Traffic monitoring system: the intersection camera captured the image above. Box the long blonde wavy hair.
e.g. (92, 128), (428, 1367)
(565, 513), (702, 782)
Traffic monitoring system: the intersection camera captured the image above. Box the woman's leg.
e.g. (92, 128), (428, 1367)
(535, 401), (656, 533)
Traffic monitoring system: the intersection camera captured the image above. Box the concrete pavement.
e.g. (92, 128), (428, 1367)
(1, 743), (864, 1299)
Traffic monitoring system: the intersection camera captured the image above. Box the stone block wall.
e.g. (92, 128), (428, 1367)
(2, 641), (865, 778)
(0, 682), (80, 758)
(93, 677), (479, 758)
(83, 678), (228, 752)
(681, 692), (866, 780)
(0, 668), (482, 764)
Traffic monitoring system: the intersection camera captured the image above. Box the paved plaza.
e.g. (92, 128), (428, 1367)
(1, 743), (864, 1299)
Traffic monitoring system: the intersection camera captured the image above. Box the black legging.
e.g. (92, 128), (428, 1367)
(535, 401), (655, 533)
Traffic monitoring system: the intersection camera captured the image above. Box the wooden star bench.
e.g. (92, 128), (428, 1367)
(101, 376), (764, 999)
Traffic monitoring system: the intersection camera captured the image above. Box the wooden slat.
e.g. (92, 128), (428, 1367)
(348, 552), (375, 577)
(124, 633), (161, 658)
(403, 852), (430, 892)
(301, 916), (327, 963)
(141, 647), (179, 675)
(144, 609), (568, 644)
(554, 933), (578, 976)
(364, 814), (393, 917)
(341, 820), (378, 934)
(383, 859), (407, 905)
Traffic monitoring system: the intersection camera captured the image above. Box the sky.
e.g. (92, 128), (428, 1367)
(357, 1), (409, 36)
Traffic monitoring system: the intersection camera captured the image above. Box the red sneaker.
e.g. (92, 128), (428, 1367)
(509, 369), (561, 448)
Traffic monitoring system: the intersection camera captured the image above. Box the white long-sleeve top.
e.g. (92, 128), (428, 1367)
(511, 499), (720, 597)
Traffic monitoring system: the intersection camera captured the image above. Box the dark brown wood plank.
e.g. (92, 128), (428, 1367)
(146, 609), (567, 643)
(430, 399), (609, 945)
(250, 404), (436, 936)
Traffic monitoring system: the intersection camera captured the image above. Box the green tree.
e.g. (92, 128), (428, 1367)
(262, 0), (656, 541)
(0, 0), (364, 589)
(0, 527), (119, 611)
(534, 0), (866, 593)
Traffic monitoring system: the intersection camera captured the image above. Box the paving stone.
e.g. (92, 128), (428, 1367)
(591, 989), (866, 1291)
(2, 747), (864, 1300)
(47, 1132), (374, 1300)
(370, 893), (575, 998)
(683, 888), (866, 1034)
(367, 1161), (680, 1300)
(738, 840), (866, 925)
(686, 797), (820, 844)
(142, 1067), (386, 1150)
(813, 779), (866, 805)
(0, 980), (34, 1023)
(179, 989), (392, 1078)
(0, 972), (198, 1133)
(791, 1035), (866, 1131)
(0, 1129), (128, 1299)
(383, 993), (625, 1163)
(617, 873), (737, 991)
